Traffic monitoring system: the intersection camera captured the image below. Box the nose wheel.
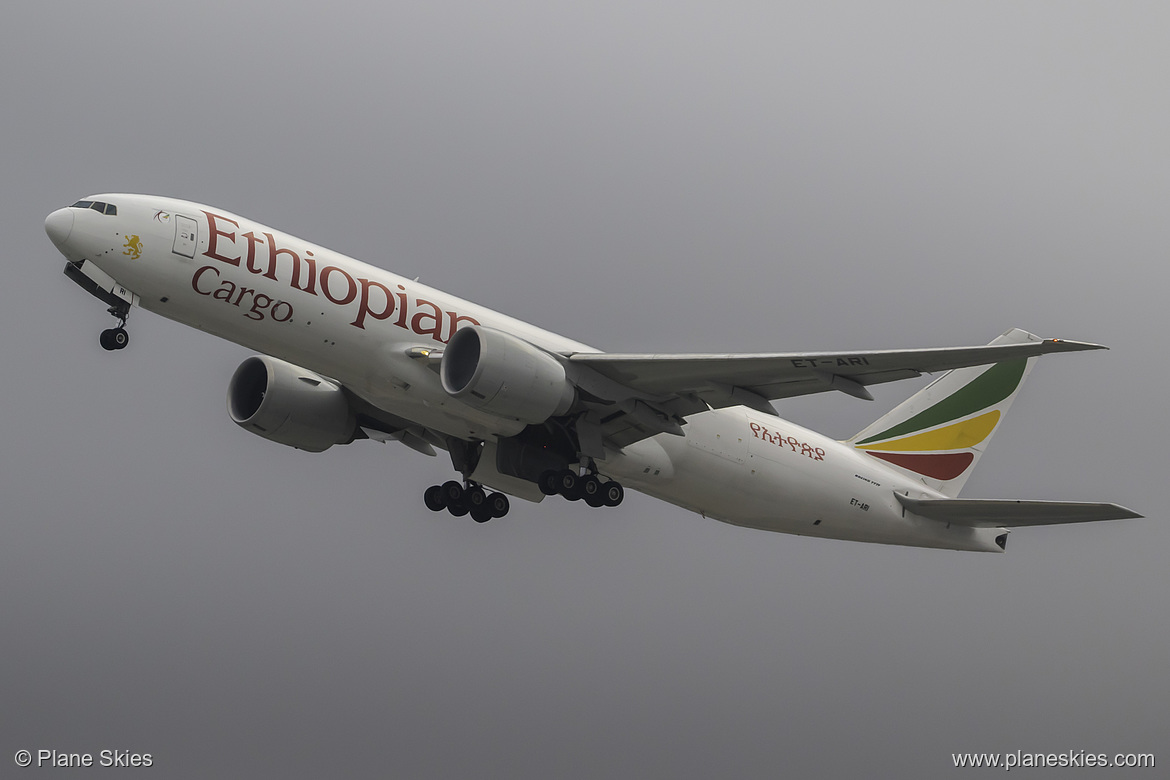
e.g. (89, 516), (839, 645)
(99, 327), (129, 351)
(99, 303), (130, 351)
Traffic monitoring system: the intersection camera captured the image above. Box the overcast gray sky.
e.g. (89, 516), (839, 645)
(2, 1), (1167, 777)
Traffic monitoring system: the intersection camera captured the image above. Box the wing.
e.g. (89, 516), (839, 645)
(564, 331), (1104, 447)
(895, 494), (1143, 527)
(570, 336), (1102, 404)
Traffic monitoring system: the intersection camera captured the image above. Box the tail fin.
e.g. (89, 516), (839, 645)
(847, 328), (1041, 497)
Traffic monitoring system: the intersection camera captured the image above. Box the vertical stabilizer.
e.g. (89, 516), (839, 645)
(847, 328), (1041, 497)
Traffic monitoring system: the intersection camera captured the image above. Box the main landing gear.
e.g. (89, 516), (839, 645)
(538, 469), (624, 508)
(420, 470), (625, 522)
(99, 302), (130, 351)
(424, 481), (511, 524)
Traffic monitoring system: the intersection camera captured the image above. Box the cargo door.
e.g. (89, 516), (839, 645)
(172, 214), (198, 258)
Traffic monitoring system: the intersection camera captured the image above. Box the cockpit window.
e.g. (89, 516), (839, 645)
(69, 200), (117, 216)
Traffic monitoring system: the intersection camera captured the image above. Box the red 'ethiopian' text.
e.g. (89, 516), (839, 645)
(192, 211), (479, 341)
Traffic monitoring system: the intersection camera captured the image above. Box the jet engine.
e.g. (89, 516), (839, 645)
(228, 355), (356, 452)
(440, 326), (576, 424)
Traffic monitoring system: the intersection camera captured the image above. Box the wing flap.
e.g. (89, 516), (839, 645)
(895, 493), (1143, 527)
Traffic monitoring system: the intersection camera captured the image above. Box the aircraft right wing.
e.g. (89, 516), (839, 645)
(568, 333), (1103, 404)
(565, 330), (1105, 448)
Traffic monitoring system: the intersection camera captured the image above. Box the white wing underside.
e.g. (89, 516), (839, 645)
(568, 337), (1100, 401)
(564, 335), (1104, 449)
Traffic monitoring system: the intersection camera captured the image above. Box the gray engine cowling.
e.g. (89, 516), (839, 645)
(228, 356), (356, 452)
(440, 326), (576, 424)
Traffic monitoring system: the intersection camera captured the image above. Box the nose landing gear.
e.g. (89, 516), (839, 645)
(99, 303), (131, 351)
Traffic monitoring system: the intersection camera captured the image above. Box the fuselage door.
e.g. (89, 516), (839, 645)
(173, 214), (198, 258)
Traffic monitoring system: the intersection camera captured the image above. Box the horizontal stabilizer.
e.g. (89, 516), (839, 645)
(895, 493), (1143, 527)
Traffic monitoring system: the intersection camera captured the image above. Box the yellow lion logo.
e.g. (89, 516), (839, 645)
(123, 235), (143, 260)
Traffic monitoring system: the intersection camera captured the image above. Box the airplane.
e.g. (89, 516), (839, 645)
(44, 194), (1140, 551)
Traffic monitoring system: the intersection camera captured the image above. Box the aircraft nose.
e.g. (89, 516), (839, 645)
(45, 208), (74, 247)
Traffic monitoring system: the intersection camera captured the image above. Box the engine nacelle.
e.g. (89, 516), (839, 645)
(440, 326), (576, 424)
(228, 356), (356, 452)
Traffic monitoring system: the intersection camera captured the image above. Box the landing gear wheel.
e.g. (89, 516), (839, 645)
(465, 485), (487, 511)
(558, 470), (582, 501)
(470, 504), (493, 523)
(487, 492), (510, 518)
(441, 481), (464, 506)
(99, 326), (129, 351)
(602, 481), (625, 507)
(441, 481), (467, 516)
(424, 485), (446, 512)
(582, 475), (606, 507)
(538, 470), (561, 496)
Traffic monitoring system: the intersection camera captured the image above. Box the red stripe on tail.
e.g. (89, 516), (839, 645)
(864, 451), (975, 481)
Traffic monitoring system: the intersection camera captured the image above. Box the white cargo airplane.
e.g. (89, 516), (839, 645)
(45, 194), (1139, 551)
